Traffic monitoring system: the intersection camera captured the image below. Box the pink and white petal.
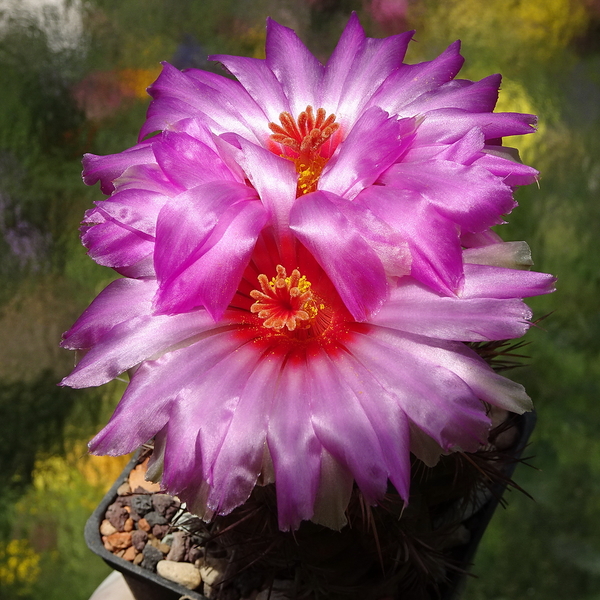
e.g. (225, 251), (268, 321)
(474, 151), (539, 186)
(332, 349), (412, 501)
(61, 278), (157, 350)
(356, 186), (463, 295)
(183, 69), (270, 141)
(82, 143), (155, 194)
(424, 127), (485, 165)
(206, 350), (283, 515)
(290, 191), (388, 321)
(461, 229), (504, 248)
(325, 195), (411, 278)
(141, 63), (259, 141)
(267, 350), (322, 530)
(207, 54), (291, 124)
(153, 131), (236, 189)
(310, 347), (412, 502)
(153, 181), (258, 287)
(89, 328), (250, 457)
(159, 337), (265, 494)
(81, 211), (154, 270)
(323, 19), (414, 122)
(460, 263), (556, 299)
(311, 450), (354, 530)
(98, 189), (168, 236)
(319, 13), (366, 109)
(350, 328), (491, 452)
(401, 74), (502, 116)
(114, 255), (155, 279)
(154, 199), (268, 319)
(381, 159), (515, 232)
(307, 348), (393, 503)
(60, 309), (216, 388)
(372, 278), (533, 341)
(369, 40), (464, 115)
(265, 18), (323, 116)
(234, 136), (297, 245)
(409, 425), (445, 468)
(463, 240), (532, 268)
(388, 332), (533, 414)
(113, 163), (177, 196)
(415, 109), (537, 146)
(319, 107), (407, 200)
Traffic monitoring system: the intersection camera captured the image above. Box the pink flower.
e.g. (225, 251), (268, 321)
(61, 229), (554, 529)
(62, 15), (555, 530)
(81, 13), (538, 322)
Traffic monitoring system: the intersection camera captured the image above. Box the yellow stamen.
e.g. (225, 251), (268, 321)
(269, 106), (339, 196)
(250, 265), (317, 331)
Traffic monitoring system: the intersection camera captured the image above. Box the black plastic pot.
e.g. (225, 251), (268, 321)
(85, 453), (207, 600)
(85, 412), (536, 600)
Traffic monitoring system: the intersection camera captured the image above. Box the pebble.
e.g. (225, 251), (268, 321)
(148, 537), (171, 554)
(144, 511), (168, 526)
(106, 531), (132, 550)
(131, 494), (153, 517)
(133, 552), (144, 566)
(102, 536), (113, 552)
(99, 519), (117, 536)
(137, 518), (151, 532)
(123, 546), (138, 562)
(116, 482), (131, 496)
(123, 518), (134, 532)
(152, 493), (175, 516)
(141, 544), (164, 571)
(187, 546), (204, 564)
(106, 502), (129, 531)
(131, 529), (148, 551)
(156, 560), (202, 590)
(152, 523), (170, 539)
(199, 565), (221, 587)
(166, 531), (188, 562)
(128, 460), (162, 493)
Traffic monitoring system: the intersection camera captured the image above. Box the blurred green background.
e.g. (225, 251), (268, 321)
(0, 0), (599, 598)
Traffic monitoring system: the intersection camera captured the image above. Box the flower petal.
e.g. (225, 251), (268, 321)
(322, 14), (414, 123)
(369, 40), (464, 116)
(154, 197), (268, 319)
(356, 186), (463, 295)
(401, 74), (502, 115)
(372, 277), (533, 341)
(61, 278), (157, 350)
(381, 159), (515, 232)
(60, 309), (216, 388)
(89, 328), (250, 457)
(265, 18), (323, 116)
(290, 191), (388, 321)
(207, 54), (290, 124)
(82, 142), (155, 194)
(267, 350), (321, 530)
(81, 208), (154, 270)
(309, 347), (411, 502)
(460, 263), (556, 299)
(319, 107), (410, 200)
(350, 327), (491, 453)
(153, 181), (258, 287)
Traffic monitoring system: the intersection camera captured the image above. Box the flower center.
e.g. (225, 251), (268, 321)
(269, 106), (340, 196)
(250, 265), (322, 332)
